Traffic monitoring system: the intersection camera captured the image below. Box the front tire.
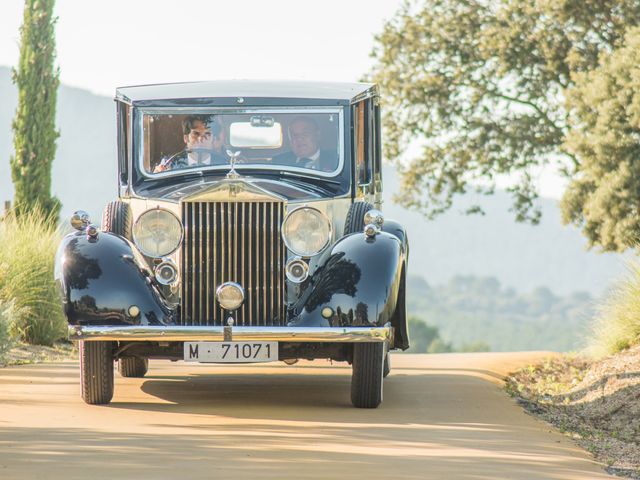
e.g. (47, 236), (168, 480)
(351, 342), (385, 408)
(80, 341), (114, 405)
(118, 357), (148, 378)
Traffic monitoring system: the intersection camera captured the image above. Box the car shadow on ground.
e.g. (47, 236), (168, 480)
(0, 360), (611, 479)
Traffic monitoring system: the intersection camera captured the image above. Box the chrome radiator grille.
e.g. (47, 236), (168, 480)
(180, 201), (286, 326)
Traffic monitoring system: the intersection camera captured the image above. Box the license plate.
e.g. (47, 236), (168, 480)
(184, 342), (278, 363)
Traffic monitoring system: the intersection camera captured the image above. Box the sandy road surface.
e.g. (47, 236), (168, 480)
(0, 353), (611, 480)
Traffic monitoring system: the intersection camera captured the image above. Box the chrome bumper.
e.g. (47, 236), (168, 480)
(69, 325), (393, 343)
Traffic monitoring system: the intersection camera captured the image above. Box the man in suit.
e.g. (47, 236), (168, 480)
(153, 115), (228, 173)
(273, 117), (338, 172)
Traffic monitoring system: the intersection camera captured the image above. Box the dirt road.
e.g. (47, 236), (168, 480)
(0, 353), (611, 479)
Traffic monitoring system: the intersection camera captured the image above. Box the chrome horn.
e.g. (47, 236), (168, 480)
(70, 210), (91, 231)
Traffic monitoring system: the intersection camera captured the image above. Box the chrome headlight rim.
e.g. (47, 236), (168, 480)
(281, 205), (332, 258)
(154, 258), (179, 286)
(132, 207), (184, 259)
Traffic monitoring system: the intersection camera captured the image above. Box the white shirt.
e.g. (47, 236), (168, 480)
(296, 149), (321, 169)
(187, 151), (212, 166)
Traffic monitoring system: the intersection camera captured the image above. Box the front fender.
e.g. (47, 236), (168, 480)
(291, 231), (405, 332)
(54, 231), (174, 326)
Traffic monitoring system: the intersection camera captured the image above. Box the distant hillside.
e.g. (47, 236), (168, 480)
(0, 65), (624, 295)
(381, 169), (625, 295)
(0, 65), (116, 222)
(406, 274), (594, 352)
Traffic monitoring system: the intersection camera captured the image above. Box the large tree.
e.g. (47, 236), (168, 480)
(368, 0), (640, 224)
(562, 26), (640, 252)
(10, 0), (61, 220)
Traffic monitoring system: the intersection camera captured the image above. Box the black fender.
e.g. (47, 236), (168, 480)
(381, 218), (409, 349)
(290, 230), (408, 348)
(382, 219), (409, 258)
(54, 231), (174, 326)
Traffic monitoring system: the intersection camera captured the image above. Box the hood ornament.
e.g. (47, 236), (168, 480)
(226, 150), (242, 179)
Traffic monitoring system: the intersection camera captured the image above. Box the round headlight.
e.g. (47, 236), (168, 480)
(132, 208), (183, 258)
(281, 206), (332, 257)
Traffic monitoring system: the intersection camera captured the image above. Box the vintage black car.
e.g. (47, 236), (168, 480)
(55, 80), (409, 408)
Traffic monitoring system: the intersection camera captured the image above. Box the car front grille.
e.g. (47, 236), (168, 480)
(180, 201), (286, 326)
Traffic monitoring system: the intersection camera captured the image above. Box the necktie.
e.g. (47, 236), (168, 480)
(297, 157), (312, 167)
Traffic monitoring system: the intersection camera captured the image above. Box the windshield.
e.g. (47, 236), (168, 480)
(140, 110), (343, 176)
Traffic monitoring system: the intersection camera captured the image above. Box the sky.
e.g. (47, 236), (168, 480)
(0, 0), (401, 96)
(0, 0), (566, 198)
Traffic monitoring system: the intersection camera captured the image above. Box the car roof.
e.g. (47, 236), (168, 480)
(115, 80), (377, 106)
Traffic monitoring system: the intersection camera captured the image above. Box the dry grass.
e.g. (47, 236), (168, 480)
(0, 340), (77, 367)
(507, 348), (640, 479)
(591, 260), (640, 357)
(0, 210), (66, 346)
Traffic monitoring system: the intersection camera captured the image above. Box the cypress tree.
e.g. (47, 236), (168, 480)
(10, 0), (61, 220)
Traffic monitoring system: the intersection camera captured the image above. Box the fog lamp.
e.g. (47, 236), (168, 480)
(285, 257), (309, 283)
(216, 282), (245, 311)
(155, 260), (178, 285)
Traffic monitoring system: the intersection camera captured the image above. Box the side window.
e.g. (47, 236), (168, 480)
(372, 99), (383, 202)
(116, 102), (130, 185)
(373, 100), (381, 178)
(354, 99), (373, 186)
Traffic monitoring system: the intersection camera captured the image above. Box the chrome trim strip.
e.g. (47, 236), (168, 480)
(275, 204), (280, 323)
(271, 203), (275, 326)
(262, 202), (267, 324)
(205, 202), (211, 323)
(198, 203), (204, 324)
(191, 203), (196, 322)
(248, 202), (253, 325)
(240, 202), (245, 326)
(70, 325), (393, 343)
(213, 203), (219, 324)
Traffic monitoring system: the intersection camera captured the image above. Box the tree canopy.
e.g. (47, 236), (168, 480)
(561, 26), (640, 251)
(10, 0), (61, 220)
(369, 0), (640, 234)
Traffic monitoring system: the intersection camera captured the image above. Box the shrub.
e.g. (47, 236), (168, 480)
(0, 301), (14, 364)
(591, 260), (640, 356)
(407, 316), (453, 353)
(0, 210), (66, 346)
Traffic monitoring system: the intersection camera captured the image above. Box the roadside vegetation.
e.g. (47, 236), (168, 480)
(507, 350), (640, 479)
(506, 258), (640, 479)
(0, 210), (66, 349)
(590, 261), (640, 357)
(0, 300), (15, 365)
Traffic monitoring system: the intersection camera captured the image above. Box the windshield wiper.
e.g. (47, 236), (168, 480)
(280, 170), (341, 185)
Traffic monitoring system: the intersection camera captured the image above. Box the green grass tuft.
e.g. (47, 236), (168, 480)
(591, 259), (640, 356)
(0, 300), (15, 364)
(0, 209), (66, 346)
